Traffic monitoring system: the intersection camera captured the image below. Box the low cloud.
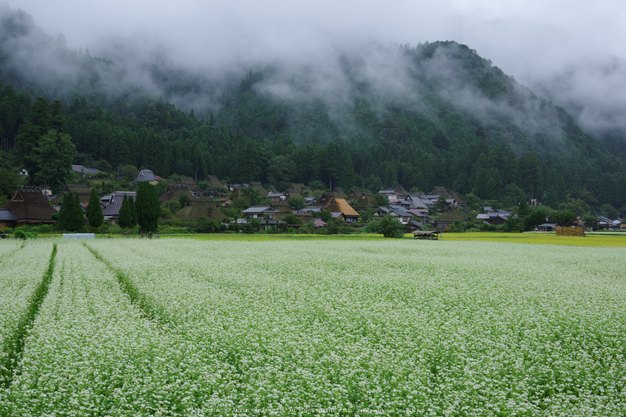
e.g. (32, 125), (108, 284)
(3, 0), (626, 138)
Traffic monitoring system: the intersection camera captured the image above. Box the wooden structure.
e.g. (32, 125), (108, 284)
(175, 198), (225, 221)
(52, 184), (92, 205)
(2, 187), (57, 226)
(158, 185), (192, 204)
(0, 208), (17, 231)
(413, 230), (439, 240)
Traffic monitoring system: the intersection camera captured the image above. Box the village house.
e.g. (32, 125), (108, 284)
(102, 191), (137, 223)
(537, 223), (558, 232)
(475, 209), (512, 225)
(174, 197), (225, 222)
(2, 187), (58, 227)
(285, 188), (304, 201)
(376, 206), (414, 225)
(348, 189), (378, 212)
(267, 191), (289, 203)
(0, 208), (17, 231)
(249, 182), (268, 198)
(51, 184), (92, 206)
(378, 184), (408, 201)
(326, 196), (360, 223)
(433, 207), (465, 230)
(241, 206), (281, 220)
(71, 165), (100, 176)
(158, 185), (193, 204)
(404, 194), (433, 210)
(134, 169), (161, 185)
(177, 176), (196, 189)
(426, 187), (466, 208)
(241, 206), (282, 229)
(294, 206), (327, 216)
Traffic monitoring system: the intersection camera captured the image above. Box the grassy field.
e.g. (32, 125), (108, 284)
(439, 231), (626, 247)
(1, 238), (625, 415)
(161, 231), (626, 247)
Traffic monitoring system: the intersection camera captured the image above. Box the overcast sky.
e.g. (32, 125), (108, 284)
(8, 0), (626, 132)
(10, 0), (623, 77)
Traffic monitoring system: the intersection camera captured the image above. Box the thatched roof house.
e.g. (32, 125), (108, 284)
(348, 189), (378, 211)
(174, 198), (225, 221)
(331, 187), (347, 198)
(204, 175), (224, 189)
(2, 187), (57, 226)
(51, 184), (91, 205)
(250, 181), (268, 198)
(327, 197), (360, 223)
(270, 202), (294, 220)
(433, 207), (465, 229)
(158, 185), (192, 204)
(289, 183), (310, 192)
(285, 189), (303, 200)
(177, 176), (196, 188)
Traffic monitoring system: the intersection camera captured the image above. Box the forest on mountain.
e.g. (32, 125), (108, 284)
(0, 5), (625, 217)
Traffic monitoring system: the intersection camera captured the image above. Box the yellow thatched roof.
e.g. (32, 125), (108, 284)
(328, 197), (359, 217)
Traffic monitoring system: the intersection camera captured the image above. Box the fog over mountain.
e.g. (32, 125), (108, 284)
(5, 0), (626, 140)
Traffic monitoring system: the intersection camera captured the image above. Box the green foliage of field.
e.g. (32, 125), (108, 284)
(439, 232), (626, 247)
(1, 239), (626, 415)
(167, 231), (626, 247)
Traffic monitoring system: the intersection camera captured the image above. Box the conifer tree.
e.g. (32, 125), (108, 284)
(86, 188), (103, 228)
(118, 194), (133, 229)
(72, 191), (84, 232)
(58, 190), (72, 230)
(129, 196), (138, 227)
(136, 182), (160, 234)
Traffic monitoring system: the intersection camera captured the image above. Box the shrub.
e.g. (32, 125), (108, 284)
(196, 218), (223, 233)
(14, 230), (37, 239)
(378, 214), (405, 238)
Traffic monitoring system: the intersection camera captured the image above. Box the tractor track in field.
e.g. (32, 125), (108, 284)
(84, 244), (171, 328)
(1, 244), (57, 388)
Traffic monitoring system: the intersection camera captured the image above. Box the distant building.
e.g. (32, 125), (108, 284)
(102, 191), (137, 222)
(433, 207), (465, 229)
(0, 208), (18, 231)
(72, 165), (100, 176)
(2, 187), (58, 227)
(326, 197), (360, 223)
(51, 184), (92, 205)
(134, 169), (160, 185)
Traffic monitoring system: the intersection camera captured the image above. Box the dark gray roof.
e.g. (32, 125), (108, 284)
(538, 223), (558, 228)
(0, 208), (17, 221)
(72, 165), (100, 175)
(297, 206), (325, 213)
(390, 207), (413, 217)
(404, 195), (429, 209)
(378, 206), (413, 217)
(408, 219), (423, 228)
(102, 191), (137, 217)
(135, 169), (158, 182)
(242, 206), (281, 214)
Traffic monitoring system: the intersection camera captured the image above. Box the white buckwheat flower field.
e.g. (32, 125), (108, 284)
(1, 238), (625, 415)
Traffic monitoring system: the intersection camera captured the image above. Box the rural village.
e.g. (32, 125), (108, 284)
(2, 166), (625, 237)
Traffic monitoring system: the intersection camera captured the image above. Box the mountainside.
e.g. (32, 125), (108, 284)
(1, 5), (625, 215)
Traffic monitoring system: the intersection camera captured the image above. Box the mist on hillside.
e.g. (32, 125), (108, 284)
(1, 2), (625, 147)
